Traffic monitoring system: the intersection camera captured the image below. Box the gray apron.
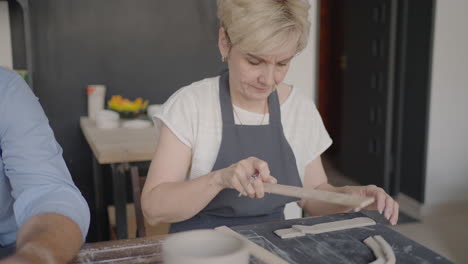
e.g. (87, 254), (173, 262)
(170, 71), (302, 233)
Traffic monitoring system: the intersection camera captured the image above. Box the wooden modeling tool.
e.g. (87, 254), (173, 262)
(274, 217), (377, 239)
(263, 183), (375, 209)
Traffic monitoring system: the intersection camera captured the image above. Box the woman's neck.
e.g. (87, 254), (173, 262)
(230, 91), (268, 113)
(229, 83), (292, 113)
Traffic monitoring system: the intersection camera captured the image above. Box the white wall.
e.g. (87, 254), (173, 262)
(284, 0), (318, 102)
(425, 0), (468, 204)
(284, 0), (318, 219)
(0, 2), (13, 69)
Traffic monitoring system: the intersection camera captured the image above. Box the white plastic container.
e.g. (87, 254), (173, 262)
(96, 110), (119, 129)
(87, 84), (106, 121)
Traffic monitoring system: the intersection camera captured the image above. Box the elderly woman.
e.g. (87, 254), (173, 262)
(141, 0), (398, 233)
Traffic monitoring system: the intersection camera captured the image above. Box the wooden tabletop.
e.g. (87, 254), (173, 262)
(72, 213), (453, 264)
(73, 235), (169, 263)
(80, 117), (158, 164)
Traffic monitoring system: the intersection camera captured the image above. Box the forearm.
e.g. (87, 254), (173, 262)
(6, 213), (83, 264)
(300, 183), (352, 216)
(142, 170), (224, 225)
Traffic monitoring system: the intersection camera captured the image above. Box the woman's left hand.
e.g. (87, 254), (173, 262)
(341, 185), (399, 225)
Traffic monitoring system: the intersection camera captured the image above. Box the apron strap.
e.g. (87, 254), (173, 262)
(267, 89), (281, 126)
(219, 71), (236, 125)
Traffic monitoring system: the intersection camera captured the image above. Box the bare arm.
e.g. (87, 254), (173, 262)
(141, 124), (276, 226)
(298, 157), (351, 216)
(298, 157), (399, 225)
(0, 213), (83, 264)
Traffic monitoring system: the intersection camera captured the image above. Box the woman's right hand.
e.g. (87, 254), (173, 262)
(215, 157), (277, 199)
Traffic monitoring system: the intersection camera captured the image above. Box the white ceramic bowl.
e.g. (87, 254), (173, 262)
(162, 229), (249, 264)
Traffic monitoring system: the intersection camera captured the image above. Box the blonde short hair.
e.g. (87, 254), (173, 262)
(217, 0), (311, 55)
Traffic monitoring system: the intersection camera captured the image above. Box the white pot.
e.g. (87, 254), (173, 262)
(162, 229), (249, 264)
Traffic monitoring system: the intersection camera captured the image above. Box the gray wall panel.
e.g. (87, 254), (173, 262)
(28, 0), (223, 241)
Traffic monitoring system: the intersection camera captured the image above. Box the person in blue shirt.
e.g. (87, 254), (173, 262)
(0, 67), (90, 263)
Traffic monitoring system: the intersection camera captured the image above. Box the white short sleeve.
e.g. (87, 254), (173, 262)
(308, 105), (333, 163)
(152, 87), (196, 148)
(281, 90), (332, 180)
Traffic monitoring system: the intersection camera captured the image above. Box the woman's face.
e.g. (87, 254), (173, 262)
(219, 29), (297, 105)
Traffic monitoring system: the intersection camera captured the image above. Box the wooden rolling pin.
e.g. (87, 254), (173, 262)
(263, 183), (375, 209)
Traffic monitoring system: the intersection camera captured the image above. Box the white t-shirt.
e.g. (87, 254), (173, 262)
(153, 76), (332, 183)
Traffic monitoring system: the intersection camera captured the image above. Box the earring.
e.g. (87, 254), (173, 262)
(221, 56), (226, 62)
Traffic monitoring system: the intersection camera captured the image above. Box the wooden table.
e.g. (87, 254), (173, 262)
(74, 235), (167, 264)
(73, 213), (453, 263)
(80, 117), (158, 241)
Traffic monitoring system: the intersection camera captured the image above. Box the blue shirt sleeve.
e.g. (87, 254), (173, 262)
(0, 69), (90, 241)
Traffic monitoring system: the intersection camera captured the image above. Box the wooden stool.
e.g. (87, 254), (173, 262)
(130, 166), (146, 238)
